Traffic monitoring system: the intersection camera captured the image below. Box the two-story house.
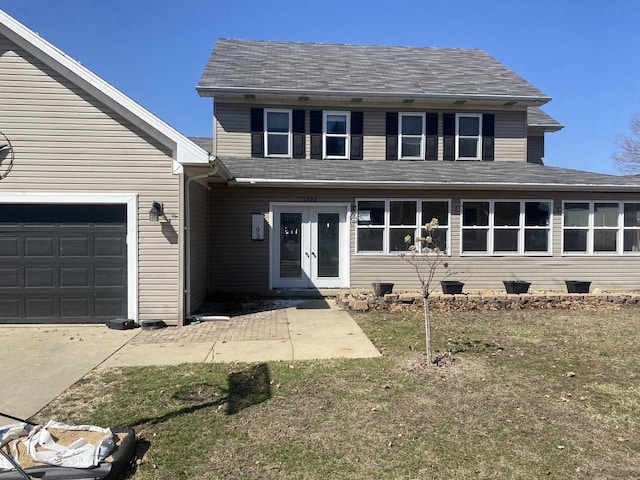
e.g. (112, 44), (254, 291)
(2, 6), (640, 326)
(194, 39), (640, 296)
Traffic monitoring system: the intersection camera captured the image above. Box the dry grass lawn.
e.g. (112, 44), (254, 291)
(35, 307), (640, 479)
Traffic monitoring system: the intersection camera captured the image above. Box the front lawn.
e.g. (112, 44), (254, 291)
(36, 308), (640, 479)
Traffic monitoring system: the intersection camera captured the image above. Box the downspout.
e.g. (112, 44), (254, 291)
(184, 162), (219, 321)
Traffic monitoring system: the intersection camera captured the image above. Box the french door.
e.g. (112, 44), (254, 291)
(271, 205), (349, 289)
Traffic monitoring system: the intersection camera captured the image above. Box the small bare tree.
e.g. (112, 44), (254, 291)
(613, 114), (640, 174)
(400, 218), (455, 365)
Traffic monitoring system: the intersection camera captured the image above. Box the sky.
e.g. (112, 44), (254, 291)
(0, 0), (639, 175)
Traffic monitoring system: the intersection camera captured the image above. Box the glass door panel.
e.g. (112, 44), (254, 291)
(279, 213), (302, 279)
(316, 212), (340, 278)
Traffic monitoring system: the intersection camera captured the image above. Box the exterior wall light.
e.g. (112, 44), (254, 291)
(149, 201), (166, 222)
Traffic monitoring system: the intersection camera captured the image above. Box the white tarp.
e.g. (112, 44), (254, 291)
(0, 420), (114, 470)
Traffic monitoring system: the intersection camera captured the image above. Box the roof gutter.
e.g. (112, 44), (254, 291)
(228, 178), (640, 193)
(197, 86), (551, 105)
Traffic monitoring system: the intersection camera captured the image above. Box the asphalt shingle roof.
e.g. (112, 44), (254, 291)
(217, 157), (640, 191)
(198, 39), (550, 101)
(528, 107), (563, 130)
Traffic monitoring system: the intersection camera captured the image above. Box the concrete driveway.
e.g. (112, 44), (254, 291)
(0, 324), (139, 422)
(0, 299), (380, 423)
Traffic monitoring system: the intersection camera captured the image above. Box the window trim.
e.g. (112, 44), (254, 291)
(460, 199), (553, 256)
(561, 201), (640, 256)
(398, 112), (426, 160)
(264, 108), (292, 158)
(323, 111), (350, 159)
(355, 198), (451, 255)
(455, 113), (482, 160)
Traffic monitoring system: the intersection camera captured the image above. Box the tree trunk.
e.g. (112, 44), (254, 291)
(423, 295), (432, 363)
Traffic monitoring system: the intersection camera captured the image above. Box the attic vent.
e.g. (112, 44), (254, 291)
(298, 95), (309, 101)
(351, 97), (362, 103)
(454, 100), (466, 105)
(402, 99), (415, 104)
(504, 101), (517, 106)
(244, 94), (255, 99)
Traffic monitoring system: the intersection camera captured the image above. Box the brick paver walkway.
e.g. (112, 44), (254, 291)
(131, 309), (291, 344)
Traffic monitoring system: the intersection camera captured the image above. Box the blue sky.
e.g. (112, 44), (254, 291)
(1, 0), (639, 174)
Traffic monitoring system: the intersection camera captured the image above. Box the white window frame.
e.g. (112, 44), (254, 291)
(461, 200), (553, 256)
(398, 112), (425, 160)
(355, 198), (451, 255)
(456, 113), (482, 160)
(561, 201), (640, 256)
(264, 108), (292, 158)
(323, 111), (350, 159)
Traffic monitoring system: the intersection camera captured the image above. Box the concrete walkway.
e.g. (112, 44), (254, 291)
(101, 298), (380, 366)
(0, 299), (380, 420)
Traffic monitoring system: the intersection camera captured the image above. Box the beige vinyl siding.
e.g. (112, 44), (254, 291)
(209, 184), (640, 293)
(0, 33), (182, 323)
(214, 102), (529, 162)
(189, 180), (209, 312)
(494, 110), (527, 161)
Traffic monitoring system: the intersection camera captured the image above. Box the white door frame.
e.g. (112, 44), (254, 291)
(269, 202), (351, 289)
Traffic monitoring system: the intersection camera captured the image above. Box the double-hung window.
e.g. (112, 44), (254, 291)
(456, 113), (482, 160)
(324, 111), (350, 159)
(462, 200), (551, 255)
(264, 109), (291, 157)
(563, 201), (640, 254)
(399, 113), (425, 159)
(623, 203), (640, 253)
(356, 199), (450, 254)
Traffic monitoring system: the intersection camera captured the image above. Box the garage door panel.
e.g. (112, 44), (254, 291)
(60, 237), (89, 256)
(60, 267), (90, 287)
(0, 267), (19, 287)
(95, 236), (125, 257)
(0, 299), (20, 318)
(60, 298), (90, 318)
(25, 267), (55, 287)
(95, 267), (125, 287)
(0, 204), (127, 324)
(0, 236), (19, 256)
(25, 236), (56, 257)
(25, 298), (56, 318)
(95, 297), (126, 318)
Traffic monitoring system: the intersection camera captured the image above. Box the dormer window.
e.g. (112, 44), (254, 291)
(265, 109), (291, 157)
(399, 113), (425, 159)
(456, 113), (482, 160)
(323, 111), (350, 159)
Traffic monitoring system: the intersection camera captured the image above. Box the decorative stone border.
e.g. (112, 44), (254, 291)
(339, 290), (640, 312)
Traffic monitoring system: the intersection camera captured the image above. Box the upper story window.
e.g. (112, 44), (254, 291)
(399, 113), (425, 160)
(356, 199), (450, 254)
(456, 114), (482, 160)
(461, 200), (552, 255)
(563, 201), (640, 255)
(323, 111), (350, 159)
(264, 109), (291, 157)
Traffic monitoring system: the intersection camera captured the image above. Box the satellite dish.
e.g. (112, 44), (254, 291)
(0, 130), (14, 179)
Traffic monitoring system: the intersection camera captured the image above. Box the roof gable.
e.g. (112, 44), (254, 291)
(0, 9), (209, 171)
(198, 39), (551, 105)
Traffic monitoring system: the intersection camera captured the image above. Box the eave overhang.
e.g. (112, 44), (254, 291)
(197, 86), (551, 107)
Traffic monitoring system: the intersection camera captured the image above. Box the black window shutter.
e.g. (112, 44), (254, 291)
(386, 112), (398, 160)
(292, 109), (305, 159)
(443, 113), (455, 161)
(425, 112), (438, 160)
(310, 110), (322, 159)
(250, 108), (264, 157)
(482, 113), (495, 161)
(350, 111), (363, 160)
